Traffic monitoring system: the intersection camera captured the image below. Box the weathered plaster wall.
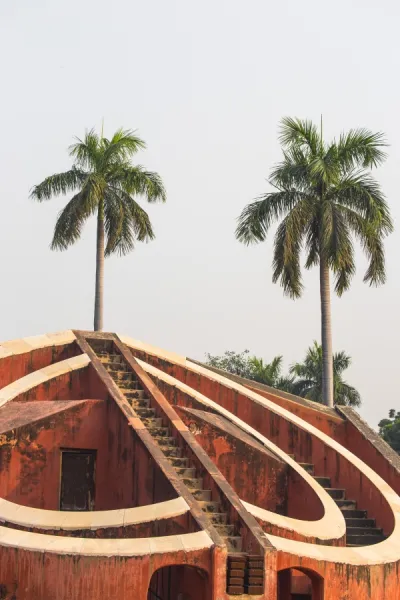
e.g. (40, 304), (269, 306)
(0, 397), (176, 511)
(0, 343), (81, 390)
(13, 365), (107, 404)
(175, 406), (288, 514)
(274, 552), (400, 600)
(0, 545), (212, 600)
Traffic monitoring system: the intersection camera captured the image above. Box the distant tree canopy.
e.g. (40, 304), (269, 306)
(205, 343), (361, 407)
(379, 410), (400, 454)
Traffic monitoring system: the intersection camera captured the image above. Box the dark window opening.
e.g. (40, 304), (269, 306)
(60, 449), (96, 511)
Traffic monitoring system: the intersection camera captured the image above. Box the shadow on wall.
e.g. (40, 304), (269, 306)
(148, 565), (210, 600)
(278, 567), (324, 600)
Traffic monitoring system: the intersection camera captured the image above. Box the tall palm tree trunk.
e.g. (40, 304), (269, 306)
(94, 200), (105, 331)
(319, 256), (334, 407)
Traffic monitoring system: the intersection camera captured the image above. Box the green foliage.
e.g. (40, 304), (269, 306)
(290, 341), (361, 406)
(205, 342), (361, 406)
(379, 410), (400, 454)
(236, 117), (392, 298)
(248, 355), (295, 391)
(30, 128), (166, 256)
(205, 350), (253, 379)
(205, 349), (295, 391)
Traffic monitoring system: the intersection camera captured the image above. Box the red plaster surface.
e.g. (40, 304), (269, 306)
(0, 343), (80, 390)
(0, 339), (398, 600)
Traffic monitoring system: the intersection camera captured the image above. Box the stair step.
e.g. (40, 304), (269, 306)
(191, 489), (212, 501)
(325, 488), (346, 500)
(130, 398), (151, 409)
(224, 537), (242, 552)
(119, 382), (142, 392)
(229, 577), (245, 586)
(124, 389), (146, 399)
(113, 372), (135, 382)
(314, 476), (331, 487)
(99, 354), (123, 364)
(298, 462), (314, 474)
(227, 586), (244, 595)
(182, 477), (203, 489)
(227, 554), (246, 565)
(345, 518), (376, 528)
(154, 436), (176, 446)
(347, 534), (385, 546)
(134, 408), (155, 418)
(175, 467), (196, 478)
(147, 425), (168, 435)
(168, 456), (189, 468)
(198, 501), (220, 513)
(209, 512), (228, 525)
(341, 508), (367, 519)
(247, 585), (264, 595)
(336, 499), (357, 509)
(105, 364), (127, 373)
(214, 524), (235, 536)
(347, 527), (383, 536)
(163, 446), (181, 457)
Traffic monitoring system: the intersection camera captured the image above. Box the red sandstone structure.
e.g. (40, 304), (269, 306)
(0, 330), (399, 600)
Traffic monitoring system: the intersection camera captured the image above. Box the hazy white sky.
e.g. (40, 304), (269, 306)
(0, 0), (399, 427)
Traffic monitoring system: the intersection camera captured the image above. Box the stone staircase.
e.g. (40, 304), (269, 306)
(97, 351), (263, 595)
(297, 460), (385, 547)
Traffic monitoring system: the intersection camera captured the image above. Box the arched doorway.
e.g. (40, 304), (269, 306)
(278, 568), (324, 600)
(148, 565), (210, 600)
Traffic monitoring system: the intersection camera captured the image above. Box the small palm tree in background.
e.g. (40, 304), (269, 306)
(249, 356), (294, 392)
(290, 341), (361, 406)
(236, 117), (392, 407)
(31, 128), (166, 331)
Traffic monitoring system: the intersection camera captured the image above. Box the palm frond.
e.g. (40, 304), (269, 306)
(30, 168), (86, 201)
(69, 129), (101, 171)
(335, 382), (361, 407)
(279, 117), (320, 154)
(304, 217), (320, 269)
(102, 129), (146, 166)
(336, 129), (387, 169)
(104, 189), (155, 257)
(104, 189), (134, 256)
(272, 199), (314, 298)
(332, 171), (393, 235)
(321, 202), (355, 295)
(236, 190), (306, 245)
(272, 217), (304, 299)
(111, 165), (166, 203)
(338, 206), (387, 287)
(333, 351), (351, 373)
(50, 186), (97, 250)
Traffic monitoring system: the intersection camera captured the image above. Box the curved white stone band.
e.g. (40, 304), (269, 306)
(0, 331), (76, 359)
(0, 527), (213, 556)
(0, 354), (90, 408)
(0, 497), (190, 531)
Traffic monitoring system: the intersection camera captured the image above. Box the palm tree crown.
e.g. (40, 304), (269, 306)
(31, 128), (166, 330)
(236, 117), (392, 406)
(290, 342), (361, 406)
(249, 356), (294, 392)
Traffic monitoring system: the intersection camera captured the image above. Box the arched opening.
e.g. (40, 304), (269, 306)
(278, 568), (324, 600)
(148, 565), (210, 600)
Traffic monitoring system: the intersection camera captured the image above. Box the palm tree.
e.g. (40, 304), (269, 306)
(236, 118), (392, 407)
(249, 356), (295, 392)
(31, 128), (166, 331)
(290, 342), (361, 406)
